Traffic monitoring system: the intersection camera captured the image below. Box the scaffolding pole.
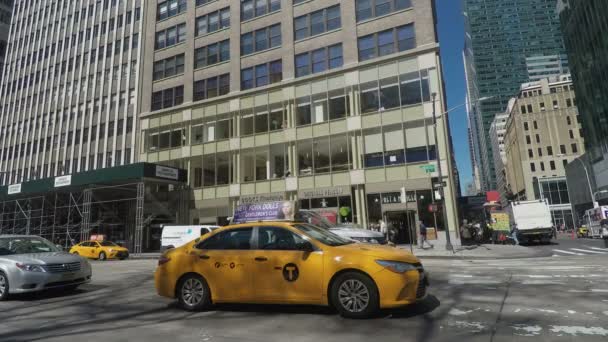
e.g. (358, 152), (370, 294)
(134, 182), (145, 255)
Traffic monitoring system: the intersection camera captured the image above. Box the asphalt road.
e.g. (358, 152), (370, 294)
(529, 233), (608, 257)
(1, 253), (607, 342)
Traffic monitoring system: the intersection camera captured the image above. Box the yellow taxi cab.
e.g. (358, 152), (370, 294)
(155, 221), (428, 318)
(70, 240), (129, 261)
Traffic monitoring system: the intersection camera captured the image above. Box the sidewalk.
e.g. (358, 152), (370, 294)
(395, 230), (552, 259)
(398, 243), (552, 259)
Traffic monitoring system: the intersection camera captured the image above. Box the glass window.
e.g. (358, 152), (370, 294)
(314, 137), (330, 174)
(400, 72), (422, 106)
(255, 108), (269, 134)
(360, 81), (380, 113)
(197, 228), (253, 250)
(241, 149), (255, 182)
(312, 48), (327, 74)
(380, 77), (400, 110)
(269, 144), (288, 178)
(356, 0), (372, 21)
(397, 24), (415, 51)
(203, 154), (215, 186)
(257, 227), (309, 251)
(217, 152), (232, 185)
(358, 35), (375, 61)
(328, 44), (343, 69)
(377, 30), (395, 56)
(241, 110), (254, 135)
(256, 148), (269, 181)
(297, 97), (312, 126)
(331, 134), (350, 171)
(298, 139), (313, 176)
(329, 90), (348, 120)
(241, 32), (254, 55)
(295, 53), (310, 77)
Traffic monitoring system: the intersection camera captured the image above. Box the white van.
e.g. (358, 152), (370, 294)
(160, 225), (219, 251)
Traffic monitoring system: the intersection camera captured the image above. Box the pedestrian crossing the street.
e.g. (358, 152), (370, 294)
(552, 245), (608, 256)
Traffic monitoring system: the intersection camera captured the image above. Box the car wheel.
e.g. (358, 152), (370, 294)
(177, 274), (211, 311)
(0, 271), (9, 301)
(331, 272), (379, 319)
(98, 252), (107, 261)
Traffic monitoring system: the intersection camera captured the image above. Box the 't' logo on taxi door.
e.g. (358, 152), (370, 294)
(282, 263), (299, 282)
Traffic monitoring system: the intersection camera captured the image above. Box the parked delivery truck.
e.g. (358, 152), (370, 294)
(509, 200), (554, 244)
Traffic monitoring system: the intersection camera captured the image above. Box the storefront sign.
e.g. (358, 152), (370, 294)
(54, 175), (72, 188)
(240, 193), (285, 204)
(155, 165), (179, 180)
(299, 186), (347, 199)
(382, 192), (402, 204)
(233, 201), (296, 223)
(7, 183), (21, 195)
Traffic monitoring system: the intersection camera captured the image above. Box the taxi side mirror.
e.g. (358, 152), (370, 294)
(299, 241), (315, 253)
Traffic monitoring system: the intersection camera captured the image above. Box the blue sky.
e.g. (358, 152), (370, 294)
(435, 0), (471, 191)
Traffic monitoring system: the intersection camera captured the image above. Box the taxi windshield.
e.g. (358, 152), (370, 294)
(293, 223), (353, 246)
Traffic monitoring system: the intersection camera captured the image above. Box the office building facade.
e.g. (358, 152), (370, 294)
(489, 112), (508, 207)
(139, 0), (459, 240)
(559, 0), (608, 202)
(0, 0), (144, 186)
(503, 75), (583, 229)
(0, 0), (13, 80)
(463, 0), (569, 192)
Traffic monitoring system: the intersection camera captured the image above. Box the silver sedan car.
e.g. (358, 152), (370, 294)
(0, 235), (92, 300)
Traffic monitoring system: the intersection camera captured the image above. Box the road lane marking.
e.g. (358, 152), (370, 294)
(588, 247), (608, 251)
(570, 248), (607, 254)
(552, 249), (584, 255)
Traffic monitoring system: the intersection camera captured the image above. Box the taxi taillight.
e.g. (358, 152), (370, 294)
(158, 256), (171, 266)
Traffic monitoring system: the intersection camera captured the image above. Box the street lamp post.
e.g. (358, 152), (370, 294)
(430, 95), (495, 251)
(572, 158), (597, 208)
(431, 93), (453, 251)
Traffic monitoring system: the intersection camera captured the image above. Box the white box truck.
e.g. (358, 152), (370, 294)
(509, 200), (554, 244)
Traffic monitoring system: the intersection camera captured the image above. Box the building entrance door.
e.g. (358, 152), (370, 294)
(385, 211), (416, 244)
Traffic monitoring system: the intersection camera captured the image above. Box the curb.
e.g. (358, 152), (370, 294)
(412, 250), (553, 260)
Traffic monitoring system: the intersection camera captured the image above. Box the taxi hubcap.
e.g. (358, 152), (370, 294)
(182, 278), (204, 306)
(338, 279), (369, 313)
(0, 275), (6, 296)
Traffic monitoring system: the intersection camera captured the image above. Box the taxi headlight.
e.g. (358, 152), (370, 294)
(376, 260), (417, 274)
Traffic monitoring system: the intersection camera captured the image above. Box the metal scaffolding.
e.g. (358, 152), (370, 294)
(0, 181), (185, 254)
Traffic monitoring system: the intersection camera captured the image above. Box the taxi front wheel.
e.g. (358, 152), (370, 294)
(177, 274), (211, 311)
(331, 272), (379, 319)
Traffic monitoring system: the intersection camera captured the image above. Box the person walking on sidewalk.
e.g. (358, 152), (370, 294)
(510, 223), (519, 245)
(380, 219), (388, 241)
(418, 221), (433, 249)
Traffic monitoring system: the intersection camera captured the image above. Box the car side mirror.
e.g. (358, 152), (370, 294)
(300, 241), (315, 252)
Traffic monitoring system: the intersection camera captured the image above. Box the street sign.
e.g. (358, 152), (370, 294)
(433, 181), (447, 189)
(420, 164), (436, 173)
(428, 204), (439, 213)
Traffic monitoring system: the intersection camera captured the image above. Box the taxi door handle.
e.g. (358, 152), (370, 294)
(199, 255), (210, 260)
(254, 257), (268, 262)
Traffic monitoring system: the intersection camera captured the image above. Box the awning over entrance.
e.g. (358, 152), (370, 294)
(0, 163), (187, 200)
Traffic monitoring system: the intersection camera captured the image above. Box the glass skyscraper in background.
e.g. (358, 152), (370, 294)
(463, 0), (569, 192)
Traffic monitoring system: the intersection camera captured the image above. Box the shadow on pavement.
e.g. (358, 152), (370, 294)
(211, 302), (335, 316)
(383, 294), (440, 319)
(8, 284), (106, 302)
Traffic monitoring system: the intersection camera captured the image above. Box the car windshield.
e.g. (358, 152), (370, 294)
(0, 237), (61, 255)
(293, 223), (354, 247)
(99, 241), (118, 246)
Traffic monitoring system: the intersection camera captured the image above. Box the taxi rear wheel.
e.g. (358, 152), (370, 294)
(177, 274), (211, 311)
(98, 252), (107, 261)
(331, 272), (379, 319)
